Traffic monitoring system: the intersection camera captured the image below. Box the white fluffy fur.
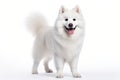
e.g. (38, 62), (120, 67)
(27, 6), (85, 78)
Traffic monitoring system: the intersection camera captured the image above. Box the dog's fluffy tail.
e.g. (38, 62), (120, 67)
(26, 13), (48, 36)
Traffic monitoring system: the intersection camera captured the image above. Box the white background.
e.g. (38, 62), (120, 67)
(0, 0), (120, 80)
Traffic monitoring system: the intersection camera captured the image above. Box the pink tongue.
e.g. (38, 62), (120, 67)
(68, 30), (74, 35)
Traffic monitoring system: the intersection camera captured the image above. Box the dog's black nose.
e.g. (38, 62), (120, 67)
(68, 23), (73, 28)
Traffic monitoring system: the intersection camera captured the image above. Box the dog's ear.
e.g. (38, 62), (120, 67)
(59, 6), (66, 14)
(73, 5), (80, 13)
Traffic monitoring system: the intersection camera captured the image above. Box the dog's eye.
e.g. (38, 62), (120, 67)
(65, 18), (68, 21)
(73, 18), (76, 21)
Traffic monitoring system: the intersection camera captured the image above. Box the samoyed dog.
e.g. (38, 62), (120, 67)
(27, 5), (85, 78)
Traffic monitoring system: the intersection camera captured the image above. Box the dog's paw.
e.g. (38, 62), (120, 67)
(56, 73), (64, 78)
(46, 69), (53, 73)
(72, 72), (81, 78)
(32, 71), (38, 74)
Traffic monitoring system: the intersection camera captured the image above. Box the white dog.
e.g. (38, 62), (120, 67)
(27, 5), (85, 78)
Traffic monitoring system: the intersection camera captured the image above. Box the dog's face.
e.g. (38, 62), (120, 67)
(55, 6), (84, 38)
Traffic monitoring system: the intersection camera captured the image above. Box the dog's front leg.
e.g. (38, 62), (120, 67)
(69, 55), (81, 78)
(54, 55), (65, 78)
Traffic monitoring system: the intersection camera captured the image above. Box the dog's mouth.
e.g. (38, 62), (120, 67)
(64, 26), (77, 35)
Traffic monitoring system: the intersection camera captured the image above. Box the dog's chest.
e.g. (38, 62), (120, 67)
(54, 37), (82, 61)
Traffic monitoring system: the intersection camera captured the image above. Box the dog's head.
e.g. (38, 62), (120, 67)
(55, 6), (84, 38)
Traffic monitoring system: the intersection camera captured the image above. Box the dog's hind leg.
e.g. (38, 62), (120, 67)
(32, 51), (44, 74)
(44, 55), (53, 73)
(32, 57), (42, 74)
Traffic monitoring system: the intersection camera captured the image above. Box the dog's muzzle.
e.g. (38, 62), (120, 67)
(64, 25), (77, 35)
